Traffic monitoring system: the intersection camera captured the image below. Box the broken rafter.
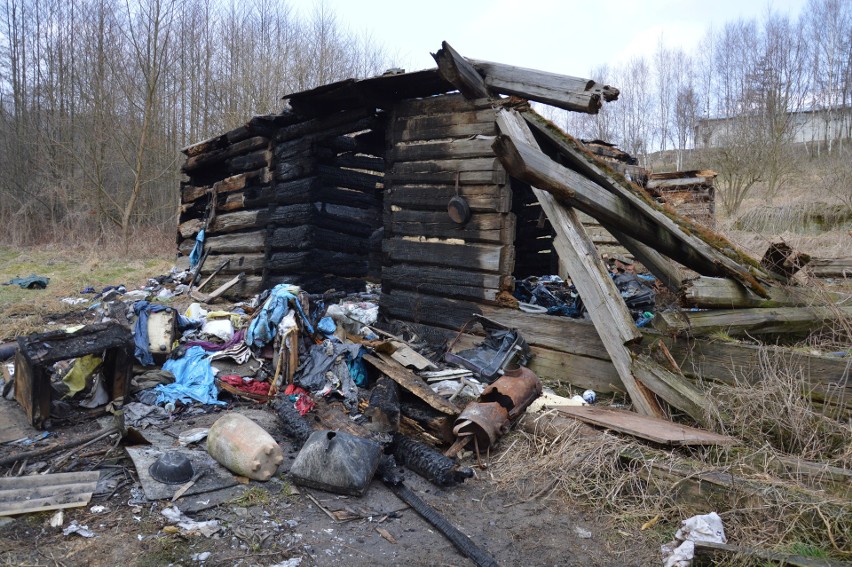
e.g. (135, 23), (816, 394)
(654, 305), (852, 337)
(469, 59), (619, 114)
(495, 108), (664, 418)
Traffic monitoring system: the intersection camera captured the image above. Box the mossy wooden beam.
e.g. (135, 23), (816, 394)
(682, 276), (851, 309)
(654, 306), (852, 337)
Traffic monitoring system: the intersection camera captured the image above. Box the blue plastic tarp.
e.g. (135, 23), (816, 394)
(156, 346), (224, 406)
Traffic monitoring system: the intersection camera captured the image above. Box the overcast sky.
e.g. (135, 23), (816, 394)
(301, 0), (809, 78)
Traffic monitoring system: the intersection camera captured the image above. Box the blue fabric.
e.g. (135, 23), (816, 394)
(133, 301), (202, 366)
(3, 275), (50, 289)
(156, 346), (224, 406)
(348, 349), (368, 388)
(317, 316), (336, 336)
(189, 229), (205, 268)
(246, 284), (314, 348)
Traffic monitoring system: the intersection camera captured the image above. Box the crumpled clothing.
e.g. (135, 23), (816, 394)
(122, 401), (169, 428)
(189, 229), (205, 268)
(284, 384), (315, 415)
(185, 329), (245, 352)
(295, 341), (363, 406)
(156, 346), (224, 406)
(3, 274), (50, 289)
(207, 339), (254, 364)
(246, 284), (313, 348)
(133, 301), (201, 366)
(130, 369), (176, 393)
(219, 374), (271, 396)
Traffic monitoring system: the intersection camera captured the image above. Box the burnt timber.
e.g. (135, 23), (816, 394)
(178, 41), (848, 416)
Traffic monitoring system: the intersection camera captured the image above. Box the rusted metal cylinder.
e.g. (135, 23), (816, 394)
(452, 365), (542, 449)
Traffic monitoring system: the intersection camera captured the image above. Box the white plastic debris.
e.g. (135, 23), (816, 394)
(662, 512), (726, 567)
(161, 506), (220, 537)
(192, 552), (211, 562)
(574, 526), (592, 539)
(90, 505), (106, 514)
(178, 427), (209, 446)
(268, 559), (302, 567)
(582, 389), (597, 404)
(49, 510), (64, 527)
(202, 317), (234, 341)
(62, 520), (94, 538)
(61, 297), (88, 305)
(185, 303), (208, 320)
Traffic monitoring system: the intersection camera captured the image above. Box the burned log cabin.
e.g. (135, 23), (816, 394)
(178, 42), (849, 419)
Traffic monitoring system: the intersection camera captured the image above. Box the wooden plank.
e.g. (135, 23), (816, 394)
(382, 264), (506, 290)
(555, 406), (736, 446)
(385, 168), (506, 186)
(392, 109), (497, 143)
(393, 93), (494, 119)
(470, 58), (619, 114)
(807, 257), (852, 278)
(682, 276), (851, 309)
(203, 230), (265, 254)
(363, 353), (460, 416)
(387, 211), (515, 244)
(383, 237), (510, 273)
(431, 41), (491, 99)
(495, 108), (661, 418)
(385, 184), (511, 213)
(391, 157), (500, 176)
(654, 306), (852, 337)
(390, 137), (496, 163)
(198, 253), (264, 275)
(0, 471), (99, 516)
(183, 136), (269, 173)
(631, 354), (709, 425)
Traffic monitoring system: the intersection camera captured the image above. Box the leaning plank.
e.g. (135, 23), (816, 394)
(555, 406), (736, 446)
(520, 110), (773, 295)
(631, 354), (709, 425)
(496, 108), (662, 418)
(654, 306), (852, 337)
(469, 59), (619, 114)
(363, 353), (460, 416)
(0, 471), (99, 516)
(431, 41), (491, 99)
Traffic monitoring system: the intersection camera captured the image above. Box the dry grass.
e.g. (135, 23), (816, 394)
(0, 227), (174, 340)
(488, 411), (851, 557)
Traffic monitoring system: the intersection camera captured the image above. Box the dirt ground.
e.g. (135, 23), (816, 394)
(0, 399), (662, 567)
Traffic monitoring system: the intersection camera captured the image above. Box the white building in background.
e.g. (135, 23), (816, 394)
(695, 106), (852, 148)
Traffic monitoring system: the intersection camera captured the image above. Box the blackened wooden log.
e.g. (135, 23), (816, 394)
(390, 433), (473, 487)
(365, 376), (400, 433)
(318, 165), (382, 193)
(273, 399), (315, 449)
(399, 401), (455, 443)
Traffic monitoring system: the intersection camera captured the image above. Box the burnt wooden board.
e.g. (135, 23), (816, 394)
(385, 184), (511, 213)
(363, 354), (460, 417)
(0, 471), (99, 516)
(555, 406), (736, 446)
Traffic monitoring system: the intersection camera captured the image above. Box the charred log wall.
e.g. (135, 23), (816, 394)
(178, 110), (386, 297)
(381, 93), (516, 310)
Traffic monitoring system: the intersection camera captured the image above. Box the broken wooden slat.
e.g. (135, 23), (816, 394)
(0, 471), (99, 516)
(431, 41), (491, 99)
(631, 354), (708, 425)
(555, 406), (736, 446)
(761, 241), (811, 280)
(807, 257), (852, 279)
(653, 306), (852, 337)
(469, 59), (619, 114)
(692, 541), (844, 567)
(495, 108), (662, 418)
(363, 353), (460, 417)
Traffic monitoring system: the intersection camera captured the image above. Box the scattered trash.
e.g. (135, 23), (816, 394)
(161, 506), (220, 537)
(62, 520), (95, 538)
(90, 505), (106, 513)
(192, 551), (211, 562)
(157, 346), (225, 406)
(61, 297), (88, 305)
(49, 510), (64, 527)
(662, 512), (726, 567)
(445, 315), (531, 383)
(2, 275), (50, 289)
(574, 526), (592, 539)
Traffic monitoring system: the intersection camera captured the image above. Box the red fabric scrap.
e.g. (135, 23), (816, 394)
(294, 393), (315, 415)
(219, 374), (271, 396)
